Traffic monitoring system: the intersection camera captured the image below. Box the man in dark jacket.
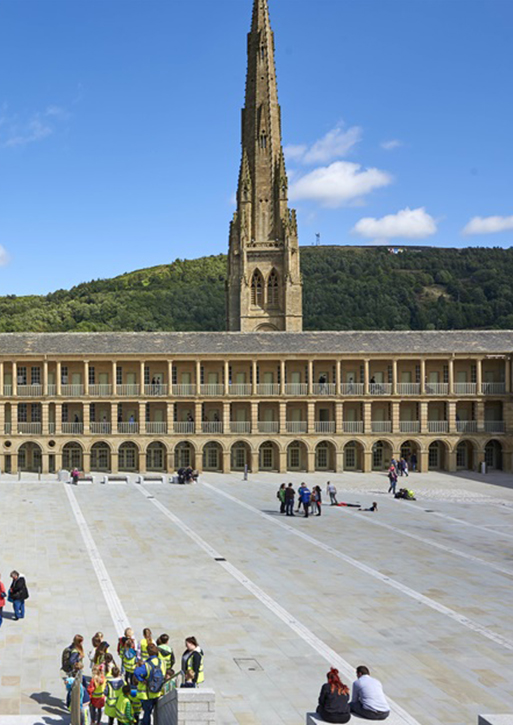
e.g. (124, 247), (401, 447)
(9, 571), (29, 620)
(284, 483), (295, 517)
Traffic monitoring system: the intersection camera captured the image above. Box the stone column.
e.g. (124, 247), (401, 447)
(223, 402), (230, 434)
(476, 400), (485, 433)
(12, 362), (17, 396)
(41, 453), (49, 475)
(55, 403), (62, 434)
(335, 402), (343, 434)
(83, 450), (91, 474)
(506, 358), (511, 394)
(363, 401), (372, 434)
(111, 402), (118, 434)
(83, 403), (90, 435)
(84, 361), (89, 396)
(139, 446), (147, 474)
(307, 401), (315, 433)
(224, 361), (230, 396)
(168, 361), (173, 394)
(223, 449), (231, 474)
(167, 402), (174, 435)
(392, 360), (398, 395)
(43, 361), (48, 396)
(308, 360), (314, 395)
(140, 361), (145, 395)
(335, 448), (344, 473)
(363, 450), (373, 473)
(307, 449), (315, 473)
(11, 453), (18, 474)
(251, 402), (258, 434)
(279, 449), (287, 473)
(11, 404), (18, 436)
(195, 401), (202, 432)
(111, 451), (119, 474)
(420, 359), (426, 395)
(252, 360), (258, 395)
(420, 450), (429, 473)
(139, 402), (146, 434)
(56, 361), (62, 396)
(0, 403), (4, 436)
(42, 402), (49, 435)
(111, 361), (117, 396)
(280, 360), (286, 396)
(392, 402), (400, 434)
(448, 358), (454, 395)
(447, 450), (457, 473)
(279, 402), (287, 434)
(195, 361), (201, 396)
(54, 452), (62, 473)
(420, 401), (428, 434)
(249, 447), (258, 473)
(335, 360), (341, 396)
(477, 357), (483, 395)
(0, 361), (4, 397)
(448, 401), (457, 434)
(364, 359), (370, 396)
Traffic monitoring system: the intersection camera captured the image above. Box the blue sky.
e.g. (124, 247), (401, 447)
(1, 0), (512, 295)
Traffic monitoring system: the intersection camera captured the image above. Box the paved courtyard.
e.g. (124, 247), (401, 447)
(1, 469), (513, 725)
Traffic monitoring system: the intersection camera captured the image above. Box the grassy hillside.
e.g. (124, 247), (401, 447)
(2, 246), (513, 332)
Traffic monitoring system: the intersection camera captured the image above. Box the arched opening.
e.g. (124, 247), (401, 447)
(255, 324), (278, 331)
(203, 442), (223, 472)
(259, 441), (278, 471)
(485, 439), (503, 470)
(63, 442), (83, 471)
(251, 270), (264, 308)
(18, 442), (42, 473)
(231, 441), (251, 471)
(119, 442), (139, 472)
(456, 440), (476, 471)
(91, 442), (111, 472)
(287, 440), (307, 472)
(400, 440), (420, 472)
(146, 442), (167, 472)
(315, 441), (336, 471)
(344, 440), (364, 471)
(267, 269), (279, 307)
(174, 442), (195, 470)
(372, 440), (392, 471)
(428, 440), (447, 471)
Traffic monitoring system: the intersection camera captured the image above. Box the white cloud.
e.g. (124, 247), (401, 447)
(285, 122), (362, 165)
(289, 161), (393, 208)
(0, 245), (11, 267)
(352, 207), (437, 240)
(381, 139), (402, 151)
(1, 105), (68, 148)
(462, 215), (513, 236)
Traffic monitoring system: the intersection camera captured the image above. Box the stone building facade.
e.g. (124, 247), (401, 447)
(2, 0), (512, 476)
(0, 331), (511, 475)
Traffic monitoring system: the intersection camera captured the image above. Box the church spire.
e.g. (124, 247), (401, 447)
(227, 0), (303, 332)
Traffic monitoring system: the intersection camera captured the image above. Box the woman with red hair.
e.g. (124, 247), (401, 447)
(316, 668), (351, 723)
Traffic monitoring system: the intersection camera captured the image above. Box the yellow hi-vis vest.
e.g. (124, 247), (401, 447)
(104, 678), (124, 717)
(140, 638), (152, 660)
(183, 649), (204, 684)
(136, 656), (164, 701)
(91, 677), (106, 699)
(128, 689), (142, 715)
(121, 647), (137, 673)
(158, 644), (174, 673)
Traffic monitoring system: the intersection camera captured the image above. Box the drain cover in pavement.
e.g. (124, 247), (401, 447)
(234, 658), (263, 671)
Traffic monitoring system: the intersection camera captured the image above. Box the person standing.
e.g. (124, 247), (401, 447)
(135, 643), (166, 724)
(104, 667), (124, 725)
(402, 458), (409, 477)
(140, 628), (154, 660)
(181, 637), (204, 686)
(300, 486), (311, 518)
(316, 668), (351, 723)
(312, 486), (322, 516)
(0, 573), (6, 628)
(284, 483), (295, 517)
(9, 571), (28, 620)
(88, 665), (107, 725)
(350, 665), (390, 720)
(277, 483), (286, 514)
(387, 466), (397, 495)
(327, 482), (338, 506)
(296, 483), (307, 512)
(411, 453), (417, 472)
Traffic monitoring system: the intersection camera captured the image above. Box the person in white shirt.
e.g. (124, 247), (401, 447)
(350, 665), (390, 720)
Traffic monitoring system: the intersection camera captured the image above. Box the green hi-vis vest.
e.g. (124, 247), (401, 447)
(114, 691), (132, 723)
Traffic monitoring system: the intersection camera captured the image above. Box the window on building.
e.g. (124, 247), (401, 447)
(90, 403), (96, 423)
(18, 403), (27, 422)
(17, 367), (27, 385)
(443, 365), (449, 384)
(31, 367), (41, 385)
(116, 367), (123, 385)
(144, 366), (150, 385)
(31, 404), (42, 423)
(251, 270), (264, 307)
(259, 132), (267, 150)
(88, 366), (95, 385)
(146, 403), (150, 422)
(62, 404), (69, 423)
(61, 366), (68, 384)
(267, 269), (279, 306)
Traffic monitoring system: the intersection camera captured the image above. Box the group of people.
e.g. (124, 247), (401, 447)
(61, 627), (204, 725)
(277, 482), (378, 518)
(0, 570), (29, 625)
(316, 665), (390, 722)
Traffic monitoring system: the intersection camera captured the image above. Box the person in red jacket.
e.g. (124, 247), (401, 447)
(0, 573), (6, 628)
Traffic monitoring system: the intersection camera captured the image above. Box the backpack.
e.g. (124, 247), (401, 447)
(147, 658), (165, 694)
(61, 646), (73, 673)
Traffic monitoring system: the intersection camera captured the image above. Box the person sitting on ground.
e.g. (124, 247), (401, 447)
(316, 667), (351, 723)
(350, 665), (390, 720)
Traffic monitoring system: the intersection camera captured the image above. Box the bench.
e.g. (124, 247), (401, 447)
(101, 475), (129, 484)
(139, 474), (165, 484)
(479, 717), (513, 725)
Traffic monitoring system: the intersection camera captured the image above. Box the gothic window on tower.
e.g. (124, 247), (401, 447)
(260, 132), (267, 150)
(251, 270), (264, 307)
(267, 269), (279, 307)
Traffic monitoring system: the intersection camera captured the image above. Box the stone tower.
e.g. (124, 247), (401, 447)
(227, 0), (303, 332)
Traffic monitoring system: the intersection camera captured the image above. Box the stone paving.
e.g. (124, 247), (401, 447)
(1, 469), (513, 725)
